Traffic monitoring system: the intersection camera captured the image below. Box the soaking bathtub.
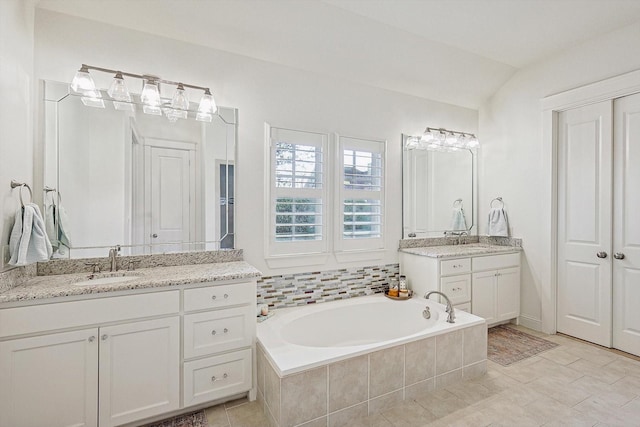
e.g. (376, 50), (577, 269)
(256, 294), (488, 426)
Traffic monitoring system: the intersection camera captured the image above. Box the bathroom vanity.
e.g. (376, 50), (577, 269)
(399, 243), (521, 326)
(0, 261), (260, 427)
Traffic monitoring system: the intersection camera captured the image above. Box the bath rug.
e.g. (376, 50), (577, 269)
(488, 325), (558, 366)
(143, 410), (209, 427)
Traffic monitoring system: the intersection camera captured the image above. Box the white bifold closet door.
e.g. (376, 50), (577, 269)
(557, 100), (613, 347)
(612, 93), (640, 356)
(557, 92), (640, 356)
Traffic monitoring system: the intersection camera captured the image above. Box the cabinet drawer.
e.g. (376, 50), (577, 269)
(472, 253), (520, 272)
(184, 306), (254, 359)
(183, 349), (252, 407)
(183, 282), (255, 312)
(440, 274), (471, 305)
(0, 291), (179, 338)
(440, 258), (471, 276)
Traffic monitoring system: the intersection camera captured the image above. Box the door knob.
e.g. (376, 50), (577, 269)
(613, 252), (626, 260)
(596, 251), (608, 259)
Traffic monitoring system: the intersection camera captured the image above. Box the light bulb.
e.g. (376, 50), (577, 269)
(445, 132), (458, 146)
(198, 88), (217, 115)
(171, 83), (190, 111)
(141, 79), (161, 107)
(420, 130), (434, 143)
(468, 135), (479, 148)
(71, 65), (97, 94)
(107, 72), (131, 102)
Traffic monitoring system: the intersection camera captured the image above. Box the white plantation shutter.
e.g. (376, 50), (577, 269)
(269, 127), (328, 256)
(337, 136), (385, 252)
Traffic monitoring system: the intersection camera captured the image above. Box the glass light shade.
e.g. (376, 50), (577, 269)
(107, 73), (131, 102)
(143, 105), (162, 116)
(433, 130), (446, 144)
(420, 131), (435, 143)
(196, 112), (213, 122)
(141, 80), (161, 107)
(171, 84), (190, 111)
(405, 136), (420, 149)
(71, 66), (96, 94)
(197, 89), (217, 115)
(445, 132), (459, 146)
(80, 91), (105, 108)
(468, 136), (479, 148)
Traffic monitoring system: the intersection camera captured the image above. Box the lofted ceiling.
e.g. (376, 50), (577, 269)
(36, 0), (640, 109)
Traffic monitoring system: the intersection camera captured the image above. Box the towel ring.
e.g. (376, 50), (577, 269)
(490, 197), (504, 209)
(452, 198), (463, 208)
(10, 180), (33, 207)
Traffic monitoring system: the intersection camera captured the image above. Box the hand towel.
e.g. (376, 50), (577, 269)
(9, 203), (53, 265)
(487, 207), (509, 237)
(450, 206), (468, 231)
(57, 204), (72, 254)
(44, 196), (58, 251)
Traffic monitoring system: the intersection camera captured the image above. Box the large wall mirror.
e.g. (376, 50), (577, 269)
(41, 81), (236, 258)
(402, 134), (476, 238)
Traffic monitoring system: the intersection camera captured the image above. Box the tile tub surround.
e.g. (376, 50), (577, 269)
(0, 260), (261, 303)
(257, 264), (398, 309)
(37, 249), (244, 276)
(256, 324), (488, 427)
(399, 236), (522, 249)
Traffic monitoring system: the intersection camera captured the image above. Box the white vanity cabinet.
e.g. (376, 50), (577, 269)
(0, 279), (257, 427)
(400, 250), (520, 326)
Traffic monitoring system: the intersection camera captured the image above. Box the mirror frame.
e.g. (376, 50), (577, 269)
(37, 80), (237, 257)
(401, 133), (477, 239)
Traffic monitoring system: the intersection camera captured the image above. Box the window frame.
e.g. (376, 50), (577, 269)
(334, 134), (386, 255)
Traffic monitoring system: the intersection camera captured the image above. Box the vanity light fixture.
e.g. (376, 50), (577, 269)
(406, 127), (479, 151)
(69, 64), (218, 121)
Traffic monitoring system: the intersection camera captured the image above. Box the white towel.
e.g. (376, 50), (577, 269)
(487, 207), (509, 237)
(9, 203), (53, 266)
(450, 206), (468, 231)
(44, 196), (72, 255)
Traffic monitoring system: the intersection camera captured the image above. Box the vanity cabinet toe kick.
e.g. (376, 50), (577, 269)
(0, 279), (257, 427)
(400, 251), (520, 326)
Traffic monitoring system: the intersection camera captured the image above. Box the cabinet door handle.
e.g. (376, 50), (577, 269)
(88, 336), (96, 342)
(101, 334), (108, 341)
(211, 373), (228, 382)
(614, 252), (625, 260)
(596, 251), (608, 259)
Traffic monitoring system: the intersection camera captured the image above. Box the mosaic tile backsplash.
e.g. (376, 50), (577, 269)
(257, 264), (399, 309)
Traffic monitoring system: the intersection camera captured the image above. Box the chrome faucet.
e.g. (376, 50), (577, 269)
(108, 245), (121, 272)
(424, 291), (456, 323)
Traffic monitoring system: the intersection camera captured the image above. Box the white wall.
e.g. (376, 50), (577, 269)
(479, 21), (640, 331)
(33, 9), (478, 275)
(0, 0), (35, 270)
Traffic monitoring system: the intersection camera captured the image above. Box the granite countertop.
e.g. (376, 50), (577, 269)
(399, 243), (521, 258)
(0, 261), (261, 304)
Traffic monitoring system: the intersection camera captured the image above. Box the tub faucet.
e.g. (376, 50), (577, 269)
(108, 245), (121, 272)
(424, 291), (455, 323)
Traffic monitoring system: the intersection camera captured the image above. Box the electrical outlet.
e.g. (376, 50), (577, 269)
(2, 245), (10, 266)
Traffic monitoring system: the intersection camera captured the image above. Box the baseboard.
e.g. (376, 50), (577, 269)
(518, 315), (542, 332)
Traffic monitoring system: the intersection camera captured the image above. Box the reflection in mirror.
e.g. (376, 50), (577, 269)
(402, 134), (475, 238)
(42, 81), (236, 258)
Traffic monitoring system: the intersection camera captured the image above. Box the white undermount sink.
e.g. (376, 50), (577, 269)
(72, 273), (141, 287)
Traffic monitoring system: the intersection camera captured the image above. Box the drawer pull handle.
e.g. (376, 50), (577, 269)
(211, 373), (228, 382)
(224, 328), (229, 333)
(211, 295), (217, 300)
(224, 294), (229, 299)
(211, 330), (217, 335)
(88, 336), (96, 342)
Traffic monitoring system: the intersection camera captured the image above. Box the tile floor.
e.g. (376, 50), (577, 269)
(204, 326), (640, 427)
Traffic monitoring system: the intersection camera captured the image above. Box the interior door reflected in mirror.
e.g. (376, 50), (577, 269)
(42, 81), (236, 258)
(402, 134), (475, 238)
